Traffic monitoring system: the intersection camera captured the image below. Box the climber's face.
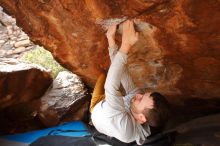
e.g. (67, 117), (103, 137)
(130, 92), (154, 124)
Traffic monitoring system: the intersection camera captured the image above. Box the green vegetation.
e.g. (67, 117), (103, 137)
(21, 46), (66, 78)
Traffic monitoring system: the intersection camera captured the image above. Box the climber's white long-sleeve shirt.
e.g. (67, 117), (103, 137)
(91, 45), (151, 145)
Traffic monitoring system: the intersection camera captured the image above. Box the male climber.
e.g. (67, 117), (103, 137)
(90, 20), (170, 145)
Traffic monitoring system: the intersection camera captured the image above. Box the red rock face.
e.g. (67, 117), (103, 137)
(0, 58), (52, 109)
(0, 0), (219, 103)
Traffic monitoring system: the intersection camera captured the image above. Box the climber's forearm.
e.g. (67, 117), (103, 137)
(107, 37), (117, 49)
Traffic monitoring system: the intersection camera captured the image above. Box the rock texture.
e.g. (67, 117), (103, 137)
(0, 60), (90, 134)
(0, 0), (219, 102)
(174, 114), (220, 145)
(0, 6), (37, 59)
(0, 58), (52, 109)
(38, 71), (89, 127)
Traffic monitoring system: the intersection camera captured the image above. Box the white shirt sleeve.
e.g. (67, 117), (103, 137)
(104, 51), (127, 111)
(108, 46), (140, 100)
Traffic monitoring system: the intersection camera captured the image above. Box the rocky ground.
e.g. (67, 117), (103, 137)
(0, 6), (36, 59)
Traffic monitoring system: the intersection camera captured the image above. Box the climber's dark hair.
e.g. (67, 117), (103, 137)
(143, 92), (170, 127)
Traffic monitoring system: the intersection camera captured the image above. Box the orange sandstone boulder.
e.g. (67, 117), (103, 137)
(0, 58), (52, 110)
(0, 0), (219, 103)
